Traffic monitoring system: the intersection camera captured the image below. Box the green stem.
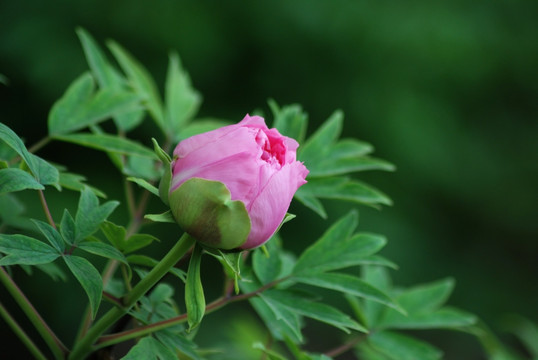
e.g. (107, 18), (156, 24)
(95, 275), (290, 349)
(0, 302), (48, 360)
(0, 267), (67, 359)
(68, 233), (195, 360)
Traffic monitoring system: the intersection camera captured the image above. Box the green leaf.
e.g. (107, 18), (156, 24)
(396, 278), (455, 314)
(185, 243), (205, 331)
(361, 266), (393, 328)
(312, 155), (395, 178)
(269, 100), (308, 144)
(380, 307), (476, 330)
(263, 289), (367, 333)
(378, 278), (477, 330)
(76, 28), (146, 132)
(78, 241), (127, 264)
(367, 331), (443, 360)
(31, 219), (65, 253)
(241, 274), (303, 342)
(77, 27), (119, 91)
(294, 272), (403, 314)
(297, 177), (392, 209)
(252, 342), (288, 360)
(48, 72), (141, 135)
(107, 41), (165, 131)
(27, 154), (60, 187)
(165, 52), (201, 138)
(126, 177), (159, 197)
(0, 124), (59, 186)
(122, 335), (179, 360)
(299, 110), (343, 164)
(75, 187), (119, 243)
(125, 234), (160, 254)
(54, 133), (156, 159)
(58, 172), (106, 198)
(124, 155), (161, 181)
(0, 234), (60, 265)
(294, 212), (387, 274)
(253, 239), (283, 285)
(60, 209), (76, 245)
(155, 332), (200, 360)
(64, 255), (102, 319)
(145, 211), (176, 224)
(0, 168), (44, 194)
(293, 191), (327, 219)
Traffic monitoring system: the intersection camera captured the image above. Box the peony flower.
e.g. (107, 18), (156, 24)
(169, 114), (308, 250)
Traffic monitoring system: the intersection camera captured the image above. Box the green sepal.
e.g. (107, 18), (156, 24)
(152, 138), (172, 205)
(169, 178), (251, 250)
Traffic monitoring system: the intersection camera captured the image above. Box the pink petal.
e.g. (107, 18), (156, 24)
(241, 161), (308, 249)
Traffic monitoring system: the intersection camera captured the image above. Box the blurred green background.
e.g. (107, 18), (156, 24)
(1, 0), (537, 359)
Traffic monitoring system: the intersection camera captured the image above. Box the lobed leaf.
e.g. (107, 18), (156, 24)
(58, 172), (106, 198)
(297, 177), (392, 208)
(242, 274), (303, 343)
(269, 100), (308, 144)
(294, 213), (387, 275)
(31, 219), (65, 253)
(366, 331), (443, 360)
(48, 72), (140, 135)
(379, 307), (477, 330)
(165, 52), (202, 139)
(0, 124), (59, 186)
(75, 187), (119, 243)
(298, 110), (343, 164)
(63, 255), (103, 319)
(0, 234), (59, 265)
(156, 331), (200, 360)
(294, 272), (403, 314)
(54, 133), (156, 159)
(60, 209), (76, 246)
(0, 168), (44, 194)
(262, 289), (367, 333)
(78, 241), (127, 264)
(107, 40), (165, 132)
(77, 28), (146, 132)
(253, 240), (283, 285)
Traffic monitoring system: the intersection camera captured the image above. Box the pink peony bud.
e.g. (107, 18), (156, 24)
(169, 114), (308, 250)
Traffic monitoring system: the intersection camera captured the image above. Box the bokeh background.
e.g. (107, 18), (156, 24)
(1, 1), (537, 359)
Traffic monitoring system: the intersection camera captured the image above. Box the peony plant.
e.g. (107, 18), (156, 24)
(0, 28), (535, 360)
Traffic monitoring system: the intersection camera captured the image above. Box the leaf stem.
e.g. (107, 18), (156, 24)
(323, 334), (366, 358)
(38, 190), (56, 229)
(27, 136), (51, 154)
(95, 275), (290, 349)
(68, 233), (195, 360)
(0, 301), (48, 360)
(0, 267), (67, 359)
